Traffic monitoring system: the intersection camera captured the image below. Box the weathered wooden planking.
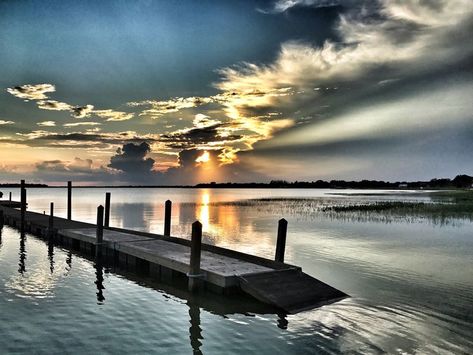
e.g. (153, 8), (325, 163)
(238, 269), (348, 313)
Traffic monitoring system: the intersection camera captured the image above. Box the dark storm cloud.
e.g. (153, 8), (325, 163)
(160, 124), (242, 146)
(160, 148), (268, 184)
(0, 130), (160, 150)
(108, 142), (155, 176)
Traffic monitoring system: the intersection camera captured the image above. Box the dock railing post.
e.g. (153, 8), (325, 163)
(275, 218), (288, 263)
(188, 221), (203, 292)
(67, 181), (72, 220)
(104, 192), (111, 228)
(96, 205), (104, 257)
(164, 200), (172, 236)
(48, 202), (54, 239)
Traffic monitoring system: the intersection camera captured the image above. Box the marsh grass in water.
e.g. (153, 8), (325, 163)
(322, 190), (473, 225)
(183, 190), (473, 225)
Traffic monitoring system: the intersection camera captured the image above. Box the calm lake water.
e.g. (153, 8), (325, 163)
(0, 188), (472, 354)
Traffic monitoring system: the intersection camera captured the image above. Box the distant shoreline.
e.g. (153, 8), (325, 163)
(1, 174), (472, 190)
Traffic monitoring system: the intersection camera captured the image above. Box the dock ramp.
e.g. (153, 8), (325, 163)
(239, 269), (347, 313)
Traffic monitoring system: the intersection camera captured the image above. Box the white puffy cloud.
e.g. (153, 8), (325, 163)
(93, 109), (134, 121)
(63, 122), (102, 127)
(6, 84), (56, 100)
(37, 121), (56, 127)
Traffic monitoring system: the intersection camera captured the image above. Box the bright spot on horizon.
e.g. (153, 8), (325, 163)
(195, 151), (210, 163)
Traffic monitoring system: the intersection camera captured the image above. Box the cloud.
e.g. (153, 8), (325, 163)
(127, 84), (295, 164)
(0, 120), (14, 125)
(36, 157), (95, 173)
(6, 84), (56, 100)
(158, 148), (268, 184)
(3, 130), (160, 151)
(71, 105), (95, 118)
(7, 84), (132, 121)
(93, 109), (134, 121)
(37, 121), (56, 127)
(63, 122), (101, 127)
(128, 97), (213, 118)
(215, 0), (473, 144)
(221, 0), (473, 93)
(108, 142), (155, 176)
(37, 100), (73, 111)
(261, 0), (343, 13)
(193, 113), (221, 128)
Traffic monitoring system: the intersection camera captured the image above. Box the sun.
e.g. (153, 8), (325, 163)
(195, 151), (210, 163)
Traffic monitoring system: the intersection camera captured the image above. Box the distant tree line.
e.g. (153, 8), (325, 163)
(0, 183), (48, 187)
(1, 175), (472, 189)
(196, 174), (473, 189)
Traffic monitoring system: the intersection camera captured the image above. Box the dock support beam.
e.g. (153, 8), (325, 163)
(188, 221), (203, 292)
(104, 192), (111, 228)
(164, 200), (172, 236)
(67, 181), (72, 220)
(275, 218), (288, 263)
(96, 205), (104, 257)
(48, 202), (54, 238)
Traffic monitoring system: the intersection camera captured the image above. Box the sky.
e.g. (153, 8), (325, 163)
(1, 0), (472, 185)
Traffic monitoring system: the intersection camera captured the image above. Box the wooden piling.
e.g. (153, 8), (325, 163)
(275, 218), (288, 263)
(9, 192), (12, 201)
(164, 200), (172, 236)
(188, 220), (203, 292)
(67, 181), (72, 220)
(104, 192), (111, 228)
(48, 202), (54, 238)
(96, 205), (104, 256)
(20, 187), (26, 227)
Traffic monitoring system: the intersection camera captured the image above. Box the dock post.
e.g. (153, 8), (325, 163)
(188, 221), (203, 292)
(20, 186), (27, 229)
(96, 205), (104, 257)
(275, 218), (288, 263)
(67, 181), (72, 220)
(9, 192), (12, 201)
(164, 200), (172, 236)
(104, 192), (111, 228)
(0, 208), (4, 226)
(48, 202), (54, 239)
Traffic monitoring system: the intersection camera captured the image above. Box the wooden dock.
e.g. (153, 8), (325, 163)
(0, 194), (347, 314)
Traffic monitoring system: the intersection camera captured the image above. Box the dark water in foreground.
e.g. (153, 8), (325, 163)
(0, 188), (472, 354)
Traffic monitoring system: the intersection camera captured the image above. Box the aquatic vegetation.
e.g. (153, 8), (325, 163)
(321, 191), (473, 225)
(182, 190), (473, 225)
